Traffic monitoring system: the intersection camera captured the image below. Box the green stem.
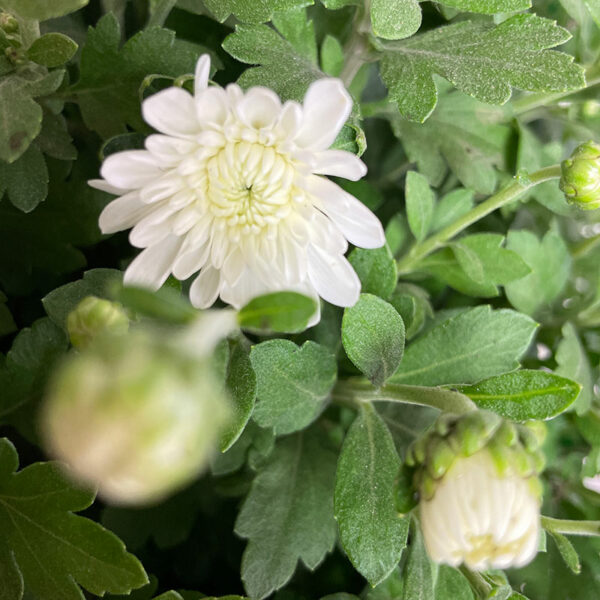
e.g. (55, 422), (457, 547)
(146, 0), (177, 28)
(397, 164), (562, 274)
(459, 566), (493, 600)
(542, 516), (600, 537)
(333, 378), (476, 414)
(510, 64), (600, 117)
(339, 3), (372, 87)
(572, 233), (600, 259)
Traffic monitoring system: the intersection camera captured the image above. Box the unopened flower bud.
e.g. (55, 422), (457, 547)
(0, 12), (18, 34)
(42, 321), (232, 505)
(560, 141), (600, 210)
(410, 411), (543, 571)
(67, 296), (129, 349)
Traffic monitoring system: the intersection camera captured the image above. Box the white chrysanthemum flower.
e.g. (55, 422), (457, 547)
(583, 474), (600, 493)
(420, 450), (541, 571)
(90, 55), (384, 317)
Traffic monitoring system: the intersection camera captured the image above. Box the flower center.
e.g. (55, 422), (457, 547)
(202, 141), (299, 233)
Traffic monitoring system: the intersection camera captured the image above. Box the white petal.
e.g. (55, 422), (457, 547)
(172, 242), (210, 280)
(101, 151), (161, 190)
(140, 174), (184, 204)
(196, 87), (229, 128)
(219, 267), (270, 309)
(89, 179), (128, 195)
(189, 266), (221, 308)
(236, 87), (281, 130)
(124, 235), (181, 290)
(145, 135), (196, 165)
(129, 214), (173, 248)
(142, 87), (200, 137)
(296, 78), (352, 150)
(275, 101), (302, 141)
(307, 244), (360, 307)
(195, 54), (211, 96)
(99, 192), (153, 234)
(307, 176), (385, 249)
(311, 150), (367, 181)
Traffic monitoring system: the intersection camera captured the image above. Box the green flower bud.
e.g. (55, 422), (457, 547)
(409, 411), (544, 571)
(560, 141), (600, 210)
(0, 12), (18, 34)
(42, 322), (232, 505)
(67, 296), (129, 349)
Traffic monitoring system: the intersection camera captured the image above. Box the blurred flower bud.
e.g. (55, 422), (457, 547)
(42, 313), (236, 505)
(0, 12), (18, 34)
(67, 296), (129, 349)
(560, 141), (600, 210)
(407, 411), (544, 571)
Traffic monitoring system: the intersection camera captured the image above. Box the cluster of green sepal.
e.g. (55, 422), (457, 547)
(0, 1), (599, 600)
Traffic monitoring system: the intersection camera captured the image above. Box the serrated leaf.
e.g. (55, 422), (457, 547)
(403, 521), (434, 600)
(342, 294), (405, 387)
(371, 0), (421, 41)
(380, 14), (585, 122)
(431, 189), (474, 232)
(0, 438), (148, 599)
(0, 145), (48, 212)
(238, 292), (317, 334)
(434, 566), (473, 600)
(71, 14), (209, 138)
(204, 0), (313, 23)
(1, 0), (89, 20)
(405, 171), (435, 242)
(556, 322), (593, 415)
(458, 370), (580, 421)
(236, 429), (337, 599)
(36, 112), (77, 161)
(390, 306), (537, 386)
(221, 338), (257, 451)
(335, 404), (409, 586)
(547, 531), (581, 574)
(223, 23), (322, 102)
(348, 246), (397, 300)
(440, 0), (530, 13)
(505, 229), (571, 315)
(272, 7), (317, 63)
(27, 33), (78, 67)
(250, 340), (336, 434)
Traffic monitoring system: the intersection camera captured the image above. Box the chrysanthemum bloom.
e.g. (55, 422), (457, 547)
(91, 55), (384, 316)
(42, 311), (236, 505)
(407, 412), (544, 570)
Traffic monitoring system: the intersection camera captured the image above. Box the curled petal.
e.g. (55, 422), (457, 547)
(195, 54), (211, 96)
(311, 150), (367, 181)
(143, 87), (200, 137)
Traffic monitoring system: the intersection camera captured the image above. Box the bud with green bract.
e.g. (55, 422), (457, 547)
(67, 296), (129, 349)
(406, 411), (545, 571)
(560, 141), (600, 210)
(41, 315), (235, 505)
(0, 12), (18, 34)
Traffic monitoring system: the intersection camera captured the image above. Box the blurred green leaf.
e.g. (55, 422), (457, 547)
(27, 33), (78, 67)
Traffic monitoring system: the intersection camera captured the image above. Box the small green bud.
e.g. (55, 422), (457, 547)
(394, 464), (418, 514)
(559, 141), (600, 210)
(0, 12), (18, 34)
(67, 296), (129, 349)
(4, 45), (25, 65)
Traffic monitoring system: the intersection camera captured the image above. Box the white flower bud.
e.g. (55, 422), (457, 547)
(420, 448), (541, 571)
(41, 321), (232, 505)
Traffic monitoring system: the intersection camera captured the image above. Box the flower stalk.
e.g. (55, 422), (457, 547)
(542, 516), (600, 537)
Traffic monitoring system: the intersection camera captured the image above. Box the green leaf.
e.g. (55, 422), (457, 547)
(238, 292), (317, 334)
(434, 566), (474, 600)
(221, 338), (257, 451)
(27, 33), (78, 67)
(342, 294), (405, 387)
(0, 438), (148, 599)
(402, 520), (434, 600)
(0, 0), (89, 20)
(0, 145), (48, 212)
(0, 545), (23, 600)
(334, 404), (410, 586)
(321, 34), (344, 76)
(250, 340), (336, 434)
(236, 429), (337, 599)
(405, 171), (435, 242)
(458, 370), (580, 421)
(556, 322), (593, 415)
(114, 285), (198, 324)
(390, 92), (511, 194)
(431, 189), (475, 233)
(42, 269), (123, 329)
(365, 568), (404, 600)
(547, 531), (581, 574)
(390, 305), (537, 386)
(584, 0), (600, 26)
(370, 0), (421, 41)
(272, 7), (317, 64)
(440, 0), (530, 13)
(505, 229), (571, 315)
(71, 14), (208, 138)
(380, 14), (585, 122)
(36, 112), (77, 161)
(223, 23), (322, 102)
(419, 233), (531, 297)
(204, 0), (313, 23)
(348, 246), (397, 300)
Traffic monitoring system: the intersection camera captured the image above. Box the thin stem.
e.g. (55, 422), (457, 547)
(510, 64), (600, 117)
(542, 516), (600, 537)
(459, 566), (493, 600)
(146, 0), (177, 28)
(333, 378), (477, 414)
(572, 233), (600, 259)
(339, 3), (372, 87)
(397, 165), (562, 274)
